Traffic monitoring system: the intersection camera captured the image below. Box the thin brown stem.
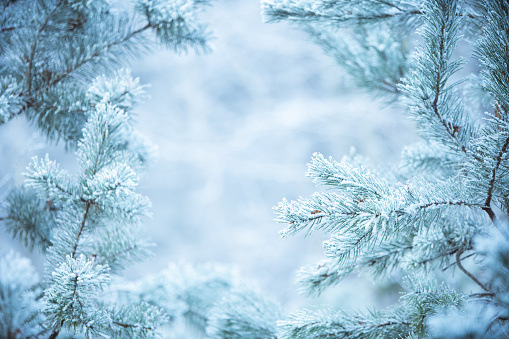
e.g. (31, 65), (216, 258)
(71, 202), (91, 259)
(46, 23), (151, 89)
(456, 250), (491, 293)
(442, 252), (474, 271)
(293, 200), (480, 227)
(420, 248), (460, 266)
(430, 25), (474, 160)
(469, 292), (495, 298)
(417, 201), (480, 210)
(483, 135), (509, 223)
(26, 1), (62, 96)
(50, 243), (88, 338)
(48, 320), (64, 339)
(97, 244), (138, 266)
(375, 321), (412, 328)
(0, 26), (20, 34)
(113, 321), (154, 331)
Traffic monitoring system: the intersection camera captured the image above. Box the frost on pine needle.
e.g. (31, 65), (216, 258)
(0, 0), (216, 337)
(0, 76), (23, 124)
(207, 289), (282, 339)
(43, 255), (111, 337)
(0, 251), (45, 338)
(87, 69), (149, 111)
(266, 0), (509, 336)
(135, 0), (213, 53)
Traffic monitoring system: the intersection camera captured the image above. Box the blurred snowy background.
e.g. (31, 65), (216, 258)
(0, 0), (417, 319)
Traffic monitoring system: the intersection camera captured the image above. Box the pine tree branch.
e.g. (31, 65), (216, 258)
(265, 3), (479, 24)
(48, 328), (60, 339)
(72, 273), (84, 308)
(430, 25), (471, 159)
(48, 270), (95, 339)
(485, 315), (509, 335)
(456, 250), (491, 293)
(483, 135), (509, 222)
(469, 292), (495, 298)
(96, 244), (139, 266)
(442, 252), (475, 271)
(419, 247), (462, 266)
(112, 321), (155, 331)
(0, 26), (21, 34)
(26, 0), (63, 96)
(268, 9), (422, 23)
(71, 202), (91, 259)
(298, 201), (478, 223)
(44, 23), (151, 90)
(416, 201), (478, 210)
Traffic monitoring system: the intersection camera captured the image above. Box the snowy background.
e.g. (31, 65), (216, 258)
(0, 0), (417, 319)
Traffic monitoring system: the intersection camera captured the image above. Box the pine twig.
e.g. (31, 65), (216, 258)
(442, 252), (474, 271)
(483, 135), (509, 223)
(456, 250), (491, 293)
(71, 202), (91, 259)
(26, 0), (62, 96)
(46, 23), (151, 90)
(48, 319), (64, 339)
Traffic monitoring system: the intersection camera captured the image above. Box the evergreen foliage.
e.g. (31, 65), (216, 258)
(0, 251), (45, 338)
(263, 0), (509, 337)
(110, 263), (282, 338)
(207, 289), (283, 339)
(0, 0), (213, 337)
(3, 0), (509, 337)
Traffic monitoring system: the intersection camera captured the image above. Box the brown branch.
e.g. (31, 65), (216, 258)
(483, 135), (509, 222)
(375, 321), (412, 328)
(48, 319), (64, 339)
(45, 23), (151, 90)
(293, 200), (479, 227)
(456, 250), (491, 293)
(430, 24), (473, 160)
(97, 244), (139, 266)
(419, 248), (460, 266)
(49, 257), (88, 338)
(0, 26), (20, 34)
(442, 252), (475, 271)
(113, 321), (154, 331)
(469, 292), (495, 298)
(417, 201), (480, 210)
(26, 1), (62, 96)
(272, 8), (422, 22)
(71, 202), (91, 259)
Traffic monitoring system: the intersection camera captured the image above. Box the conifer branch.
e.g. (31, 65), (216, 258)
(0, 26), (20, 34)
(71, 202), (91, 259)
(263, 5), (421, 24)
(45, 23), (151, 90)
(48, 326), (60, 339)
(469, 292), (495, 298)
(112, 321), (155, 331)
(442, 252), (475, 271)
(290, 200), (479, 226)
(48, 327), (60, 339)
(419, 248), (460, 266)
(430, 25), (469, 158)
(26, 0), (63, 96)
(483, 135), (509, 222)
(455, 250), (491, 293)
(96, 244), (139, 266)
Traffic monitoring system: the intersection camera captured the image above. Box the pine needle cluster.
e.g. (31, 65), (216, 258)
(0, 0), (213, 337)
(263, 0), (509, 337)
